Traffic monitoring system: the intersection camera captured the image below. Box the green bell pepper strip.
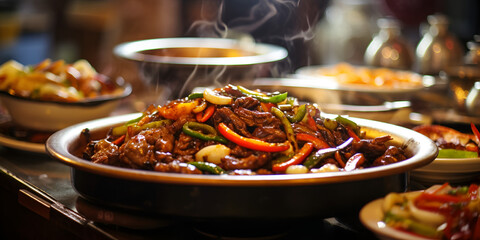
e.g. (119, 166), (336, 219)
(126, 114), (145, 125)
(271, 153), (295, 165)
(182, 122), (228, 144)
(287, 104), (306, 123)
(271, 107), (298, 152)
(335, 115), (360, 135)
(112, 119), (171, 136)
(188, 161), (225, 175)
(256, 92), (288, 103)
(383, 212), (442, 238)
(323, 118), (338, 131)
(303, 137), (353, 169)
(111, 114), (145, 136)
(236, 85), (288, 103)
(236, 85), (265, 97)
(437, 149), (478, 158)
(285, 97), (297, 106)
(187, 92), (204, 99)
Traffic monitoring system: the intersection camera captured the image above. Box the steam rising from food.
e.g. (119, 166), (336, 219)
(137, 0), (316, 104)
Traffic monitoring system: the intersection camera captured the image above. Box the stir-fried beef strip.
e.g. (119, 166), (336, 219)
(83, 85), (410, 175)
(252, 126), (286, 143)
(372, 145), (407, 166)
(222, 152), (271, 170)
(119, 132), (156, 169)
(90, 139), (119, 165)
(173, 132), (206, 156)
(232, 96), (259, 110)
(213, 107), (251, 137)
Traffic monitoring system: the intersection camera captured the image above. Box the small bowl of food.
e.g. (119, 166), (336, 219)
(0, 59), (132, 131)
(292, 62), (430, 105)
(360, 183), (480, 240)
(113, 37), (288, 101)
(410, 124), (480, 185)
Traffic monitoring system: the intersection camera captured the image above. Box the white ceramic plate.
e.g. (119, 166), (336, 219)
(359, 195), (435, 240)
(0, 132), (45, 153)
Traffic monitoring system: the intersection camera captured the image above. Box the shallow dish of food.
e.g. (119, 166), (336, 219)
(46, 85), (437, 221)
(114, 37), (288, 100)
(287, 63), (430, 105)
(0, 59), (132, 131)
(0, 119), (49, 153)
(411, 124), (480, 184)
(360, 183), (480, 240)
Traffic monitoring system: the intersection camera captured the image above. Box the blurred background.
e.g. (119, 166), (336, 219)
(0, 0), (479, 93)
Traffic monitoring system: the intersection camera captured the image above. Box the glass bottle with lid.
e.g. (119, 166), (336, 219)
(364, 18), (414, 70)
(465, 35), (480, 65)
(415, 14), (464, 75)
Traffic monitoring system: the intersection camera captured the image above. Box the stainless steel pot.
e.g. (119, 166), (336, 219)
(114, 38), (288, 102)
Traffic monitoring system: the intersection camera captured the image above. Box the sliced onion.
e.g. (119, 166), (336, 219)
(382, 192), (403, 212)
(408, 200), (445, 227)
(203, 88), (232, 105)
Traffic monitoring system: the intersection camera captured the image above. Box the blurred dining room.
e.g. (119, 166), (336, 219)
(1, 0), (480, 239)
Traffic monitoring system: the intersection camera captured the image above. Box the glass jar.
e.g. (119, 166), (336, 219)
(364, 18), (414, 70)
(465, 36), (480, 65)
(311, 0), (380, 65)
(415, 14), (464, 75)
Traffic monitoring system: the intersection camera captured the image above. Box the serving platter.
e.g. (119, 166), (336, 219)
(46, 113), (437, 221)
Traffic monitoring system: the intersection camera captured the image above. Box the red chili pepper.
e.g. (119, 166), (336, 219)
(468, 184), (479, 200)
(430, 182), (450, 195)
(272, 142), (314, 172)
(196, 105), (215, 122)
(471, 122), (480, 143)
(416, 192), (463, 204)
(296, 133), (329, 149)
(346, 126), (361, 142)
(260, 102), (275, 112)
(306, 114), (317, 131)
(217, 123), (289, 152)
(112, 135), (125, 146)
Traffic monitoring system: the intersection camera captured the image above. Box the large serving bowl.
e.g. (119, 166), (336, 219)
(0, 81), (131, 131)
(114, 37), (288, 101)
(45, 113), (437, 222)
